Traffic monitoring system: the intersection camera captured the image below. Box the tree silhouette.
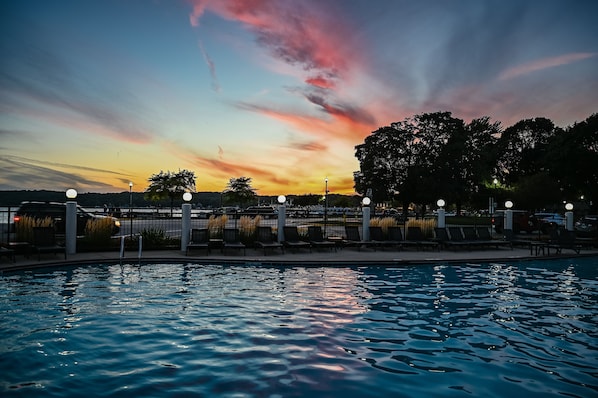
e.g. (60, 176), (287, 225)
(145, 169), (196, 216)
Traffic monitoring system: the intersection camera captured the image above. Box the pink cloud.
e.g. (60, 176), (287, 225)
(499, 52), (596, 80)
(188, 0), (364, 87)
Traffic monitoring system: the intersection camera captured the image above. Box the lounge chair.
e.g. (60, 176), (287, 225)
(476, 226), (513, 249)
(186, 228), (210, 255)
(448, 227), (485, 249)
(222, 228), (246, 255)
(369, 226), (397, 250)
(406, 226), (440, 251)
(0, 246), (15, 262)
(343, 226), (374, 250)
(385, 226), (404, 250)
(32, 227), (66, 260)
(283, 226), (311, 252)
(307, 226), (336, 251)
(434, 227), (468, 250)
(461, 226), (497, 248)
(503, 229), (533, 248)
(547, 228), (581, 254)
(255, 226), (284, 255)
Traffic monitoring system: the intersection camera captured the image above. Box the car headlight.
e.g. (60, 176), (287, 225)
(115, 220), (121, 227)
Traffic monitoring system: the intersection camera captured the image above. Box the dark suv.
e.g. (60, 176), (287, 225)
(14, 201), (121, 235)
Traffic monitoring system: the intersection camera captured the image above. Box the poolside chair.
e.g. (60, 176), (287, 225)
(406, 226), (440, 251)
(186, 228), (210, 255)
(307, 226), (336, 251)
(476, 226), (513, 249)
(547, 228), (581, 255)
(503, 229), (533, 248)
(255, 226), (284, 255)
(222, 228), (246, 255)
(343, 225), (374, 250)
(461, 226), (494, 248)
(0, 246), (15, 263)
(385, 226), (404, 250)
(434, 227), (468, 251)
(369, 226), (396, 250)
(32, 227), (66, 260)
(283, 226), (311, 252)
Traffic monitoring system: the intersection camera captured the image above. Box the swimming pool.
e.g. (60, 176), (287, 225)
(1, 258), (597, 397)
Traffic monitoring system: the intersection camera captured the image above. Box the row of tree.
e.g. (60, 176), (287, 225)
(353, 112), (598, 215)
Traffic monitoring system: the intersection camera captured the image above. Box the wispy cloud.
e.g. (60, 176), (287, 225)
(499, 53), (596, 81)
(0, 155), (124, 192)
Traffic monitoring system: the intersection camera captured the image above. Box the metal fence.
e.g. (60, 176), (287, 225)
(0, 206), (367, 246)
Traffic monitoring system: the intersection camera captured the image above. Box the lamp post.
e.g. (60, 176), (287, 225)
(324, 177), (329, 237)
(504, 200), (513, 231)
(65, 189), (77, 255)
(277, 195), (286, 243)
(362, 197), (371, 241)
(129, 182), (133, 240)
(181, 192), (192, 252)
(565, 203), (574, 231)
(437, 199), (446, 228)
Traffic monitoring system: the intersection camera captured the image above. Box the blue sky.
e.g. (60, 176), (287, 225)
(1, 0), (597, 195)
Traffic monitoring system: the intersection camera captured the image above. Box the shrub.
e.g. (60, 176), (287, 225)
(239, 215), (261, 244)
(207, 215), (228, 238)
(370, 217), (398, 233)
(83, 217), (113, 247)
(406, 218), (436, 238)
(15, 216), (53, 242)
(140, 227), (173, 249)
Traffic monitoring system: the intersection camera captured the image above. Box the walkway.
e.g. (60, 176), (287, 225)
(2, 245), (596, 272)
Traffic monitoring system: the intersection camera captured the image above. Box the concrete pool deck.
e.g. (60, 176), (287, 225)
(1, 244), (597, 272)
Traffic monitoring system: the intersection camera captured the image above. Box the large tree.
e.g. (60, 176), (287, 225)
(495, 117), (559, 185)
(355, 111), (495, 215)
(145, 169), (196, 215)
(222, 177), (257, 208)
(545, 113), (598, 211)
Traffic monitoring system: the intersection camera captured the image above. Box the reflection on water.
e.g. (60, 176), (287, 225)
(1, 258), (597, 397)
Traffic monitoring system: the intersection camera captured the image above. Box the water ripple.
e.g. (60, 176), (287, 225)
(1, 259), (597, 397)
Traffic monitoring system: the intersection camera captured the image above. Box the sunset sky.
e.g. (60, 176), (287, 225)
(1, 0), (597, 196)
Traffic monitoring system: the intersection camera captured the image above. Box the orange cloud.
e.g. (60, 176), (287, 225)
(499, 52), (596, 81)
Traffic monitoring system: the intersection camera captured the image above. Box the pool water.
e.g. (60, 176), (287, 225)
(1, 259), (597, 397)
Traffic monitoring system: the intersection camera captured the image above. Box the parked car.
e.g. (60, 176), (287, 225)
(491, 210), (536, 233)
(14, 201), (121, 236)
(575, 215), (598, 238)
(534, 212), (566, 234)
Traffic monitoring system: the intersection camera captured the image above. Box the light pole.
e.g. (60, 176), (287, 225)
(565, 203), (574, 231)
(181, 192), (192, 252)
(277, 195), (286, 243)
(504, 200), (513, 232)
(324, 177), (329, 237)
(362, 197), (371, 241)
(129, 182), (133, 240)
(437, 199), (446, 228)
(65, 188), (77, 255)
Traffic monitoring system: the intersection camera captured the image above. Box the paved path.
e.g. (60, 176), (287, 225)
(2, 244), (596, 272)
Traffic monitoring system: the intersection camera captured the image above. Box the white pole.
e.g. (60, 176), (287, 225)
(437, 208), (446, 228)
(181, 203), (191, 252)
(505, 209), (513, 231)
(362, 206), (370, 241)
(65, 201), (77, 255)
(138, 236), (143, 259)
(277, 204), (286, 243)
(120, 235), (125, 259)
(565, 211), (574, 231)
